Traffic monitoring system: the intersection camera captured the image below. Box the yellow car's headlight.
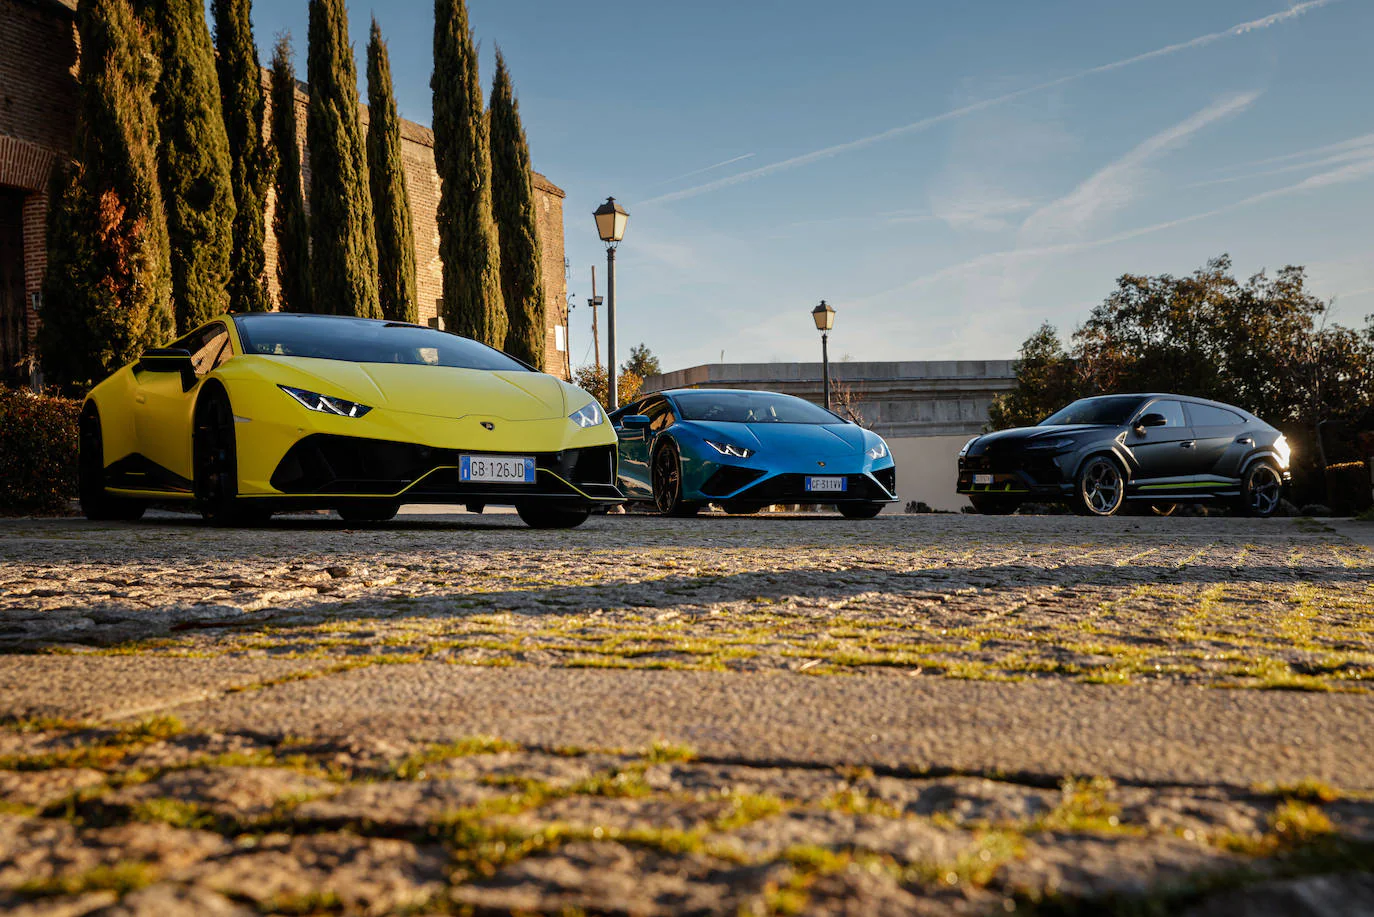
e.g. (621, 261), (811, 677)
(568, 401), (604, 428)
(279, 385), (373, 418)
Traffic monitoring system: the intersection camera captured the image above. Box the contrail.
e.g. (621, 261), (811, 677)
(648, 153), (757, 188)
(641, 0), (1340, 206)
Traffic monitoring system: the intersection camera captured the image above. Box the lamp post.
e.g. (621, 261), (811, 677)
(593, 197), (629, 409)
(812, 300), (835, 411)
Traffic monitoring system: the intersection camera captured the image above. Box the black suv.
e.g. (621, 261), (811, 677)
(957, 394), (1290, 517)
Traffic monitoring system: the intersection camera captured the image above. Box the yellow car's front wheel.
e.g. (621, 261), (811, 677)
(194, 385), (269, 527)
(516, 505), (590, 529)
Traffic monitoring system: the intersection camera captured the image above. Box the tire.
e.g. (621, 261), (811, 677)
(193, 386), (268, 527)
(1236, 462), (1282, 518)
(651, 440), (699, 517)
(968, 495), (1019, 515)
(78, 406), (145, 522)
(337, 503), (399, 523)
(838, 502), (885, 519)
(723, 503), (762, 516)
(517, 505), (591, 529)
(1072, 455), (1126, 516)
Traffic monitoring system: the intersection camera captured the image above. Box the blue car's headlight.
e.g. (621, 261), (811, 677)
(568, 401), (604, 428)
(705, 439), (754, 459)
(867, 441), (888, 460)
(279, 385), (372, 418)
(1025, 436), (1076, 452)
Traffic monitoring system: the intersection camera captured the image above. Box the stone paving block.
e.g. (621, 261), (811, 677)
(101, 766), (338, 820)
(451, 841), (790, 915)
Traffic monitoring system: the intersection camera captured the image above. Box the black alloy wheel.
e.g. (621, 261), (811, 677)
(968, 494), (1019, 515)
(194, 387), (267, 526)
(1073, 456), (1125, 516)
(652, 440), (699, 517)
(517, 504), (591, 529)
(839, 502), (885, 519)
(1238, 462), (1282, 518)
(337, 503), (400, 523)
(78, 406), (145, 521)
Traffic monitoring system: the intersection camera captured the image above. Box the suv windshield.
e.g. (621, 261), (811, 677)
(673, 391), (840, 424)
(234, 314), (529, 372)
(1040, 395), (1146, 427)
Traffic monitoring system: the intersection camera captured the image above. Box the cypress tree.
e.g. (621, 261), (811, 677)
(269, 35), (311, 313)
(366, 20), (418, 324)
(432, 0), (505, 346)
(137, 0), (236, 333)
(212, 0), (271, 313)
(489, 50), (545, 369)
(307, 0), (381, 319)
(39, 0), (173, 389)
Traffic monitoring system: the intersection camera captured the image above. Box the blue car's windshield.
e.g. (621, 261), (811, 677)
(673, 391), (840, 424)
(234, 314), (529, 372)
(1040, 395), (1146, 427)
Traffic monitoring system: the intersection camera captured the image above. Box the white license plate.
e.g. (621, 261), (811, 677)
(805, 476), (847, 493)
(974, 474), (994, 486)
(460, 455), (535, 483)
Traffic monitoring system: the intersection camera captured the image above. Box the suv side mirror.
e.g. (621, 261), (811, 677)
(138, 348), (195, 390)
(1135, 412), (1167, 430)
(619, 414), (651, 429)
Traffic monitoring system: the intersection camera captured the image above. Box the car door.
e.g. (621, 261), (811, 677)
(132, 322), (231, 489)
(1124, 398), (1195, 485)
(1184, 402), (1250, 485)
(613, 397), (656, 497)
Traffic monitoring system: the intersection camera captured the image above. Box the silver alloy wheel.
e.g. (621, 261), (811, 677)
(1248, 465), (1282, 516)
(1081, 459), (1123, 515)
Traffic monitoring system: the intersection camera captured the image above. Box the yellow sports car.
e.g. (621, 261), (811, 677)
(79, 313), (624, 528)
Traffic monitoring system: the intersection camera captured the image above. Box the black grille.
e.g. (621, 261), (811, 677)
(271, 434), (616, 495)
(736, 473), (891, 502)
(873, 467), (896, 495)
(700, 466), (767, 497)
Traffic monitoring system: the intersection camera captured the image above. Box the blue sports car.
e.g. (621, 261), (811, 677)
(609, 388), (898, 517)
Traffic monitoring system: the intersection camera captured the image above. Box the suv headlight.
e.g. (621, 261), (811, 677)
(1274, 434), (1291, 469)
(705, 439), (754, 459)
(279, 385), (372, 418)
(959, 436), (979, 457)
(568, 401), (604, 428)
(867, 441), (888, 460)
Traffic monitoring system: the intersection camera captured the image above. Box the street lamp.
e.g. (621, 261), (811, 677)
(593, 197), (629, 409)
(811, 300), (835, 411)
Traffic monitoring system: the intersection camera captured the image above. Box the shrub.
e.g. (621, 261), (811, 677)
(1326, 461), (1372, 516)
(0, 387), (80, 514)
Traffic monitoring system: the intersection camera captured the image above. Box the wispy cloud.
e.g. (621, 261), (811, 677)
(931, 188), (1038, 233)
(862, 150), (1374, 303)
(1188, 132), (1374, 187)
(1208, 130), (1374, 173)
(647, 153), (756, 189)
(1020, 92), (1260, 243)
(640, 1), (1339, 207)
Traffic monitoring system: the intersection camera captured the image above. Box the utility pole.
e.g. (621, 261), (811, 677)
(587, 265), (603, 373)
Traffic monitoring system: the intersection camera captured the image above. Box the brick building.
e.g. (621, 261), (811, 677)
(0, 0), (571, 384)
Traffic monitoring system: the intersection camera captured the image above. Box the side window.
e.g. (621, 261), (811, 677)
(1186, 403), (1244, 426)
(643, 398), (673, 433)
(1145, 399), (1187, 427)
(189, 325), (229, 375)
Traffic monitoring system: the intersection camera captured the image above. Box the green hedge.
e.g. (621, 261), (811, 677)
(0, 387), (80, 514)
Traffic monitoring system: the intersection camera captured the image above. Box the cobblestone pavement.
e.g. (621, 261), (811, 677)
(1, 512), (1372, 915)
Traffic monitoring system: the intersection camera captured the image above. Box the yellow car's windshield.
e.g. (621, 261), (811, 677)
(234, 314), (530, 372)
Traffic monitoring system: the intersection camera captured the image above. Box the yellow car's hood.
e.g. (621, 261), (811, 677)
(255, 357), (571, 421)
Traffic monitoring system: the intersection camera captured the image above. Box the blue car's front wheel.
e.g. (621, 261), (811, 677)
(652, 440), (700, 517)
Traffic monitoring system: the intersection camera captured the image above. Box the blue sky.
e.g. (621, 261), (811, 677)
(238, 0), (1374, 373)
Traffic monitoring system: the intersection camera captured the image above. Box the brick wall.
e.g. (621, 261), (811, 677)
(0, 0), (77, 155)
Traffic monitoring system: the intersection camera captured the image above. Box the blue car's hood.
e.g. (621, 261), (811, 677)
(688, 420), (866, 457)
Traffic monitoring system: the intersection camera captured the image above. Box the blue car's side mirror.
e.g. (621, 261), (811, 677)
(620, 414), (651, 429)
